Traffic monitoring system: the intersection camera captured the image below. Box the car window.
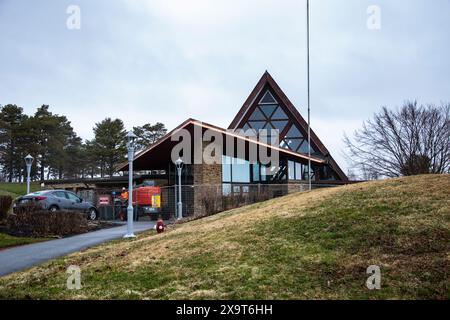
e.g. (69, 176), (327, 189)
(65, 192), (80, 202)
(53, 191), (67, 198)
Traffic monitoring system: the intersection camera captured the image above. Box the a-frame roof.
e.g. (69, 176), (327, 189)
(229, 71), (348, 181)
(117, 118), (326, 172)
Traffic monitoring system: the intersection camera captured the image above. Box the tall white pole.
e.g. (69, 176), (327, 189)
(177, 166), (182, 219)
(124, 147), (135, 238)
(26, 164), (31, 194)
(307, 0), (312, 191)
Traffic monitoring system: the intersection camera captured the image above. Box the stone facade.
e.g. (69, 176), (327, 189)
(192, 163), (222, 216)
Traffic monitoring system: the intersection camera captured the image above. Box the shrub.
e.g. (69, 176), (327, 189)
(0, 196), (13, 221)
(7, 208), (88, 237)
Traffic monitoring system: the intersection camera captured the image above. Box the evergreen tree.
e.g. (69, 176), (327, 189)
(92, 118), (126, 177)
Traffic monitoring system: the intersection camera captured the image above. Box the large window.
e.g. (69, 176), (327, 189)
(241, 90), (289, 142)
(288, 160), (317, 181)
(222, 155), (250, 183)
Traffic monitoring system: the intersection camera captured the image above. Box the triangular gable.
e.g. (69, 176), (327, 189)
(228, 71), (348, 181)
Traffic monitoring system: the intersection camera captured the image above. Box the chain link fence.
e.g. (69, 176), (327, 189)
(75, 183), (338, 221)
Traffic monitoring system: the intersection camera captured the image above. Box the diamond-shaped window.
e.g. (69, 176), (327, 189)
(248, 121), (266, 131)
(248, 108), (266, 121)
(271, 107), (288, 120)
(271, 120), (288, 133)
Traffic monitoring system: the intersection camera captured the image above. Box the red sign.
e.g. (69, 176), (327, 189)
(98, 195), (110, 206)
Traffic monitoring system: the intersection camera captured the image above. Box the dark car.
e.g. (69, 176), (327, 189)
(13, 190), (98, 220)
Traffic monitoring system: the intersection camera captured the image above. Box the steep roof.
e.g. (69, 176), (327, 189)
(117, 118), (326, 172)
(228, 71), (348, 181)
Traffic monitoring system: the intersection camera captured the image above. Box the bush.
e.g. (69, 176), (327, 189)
(0, 196), (13, 221)
(7, 208), (88, 237)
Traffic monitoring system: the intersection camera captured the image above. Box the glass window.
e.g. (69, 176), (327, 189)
(248, 121), (266, 131)
(65, 192), (79, 202)
(271, 120), (288, 133)
(259, 91), (277, 104)
(260, 165), (269, 181)
(54, 191), (66, 199)
(288, 161), (295, 180)
(285, 138), (302, 151)
(271, 107), (288, 120)
(222, 155), (232, 182)
(222, 184), (232, 196)
(298, 140), (315, 154)
(248, 108), (266, 121)
(285, 125), (303, 138)
(295, 162), (302, 180)
(232, 160), (250, 183)
(280, 140), (289, 150)
(252, 163), (260, 182)
(242, 186), (249, 193)
(233, 185), (241, 194)
(259, 104), (277, 118)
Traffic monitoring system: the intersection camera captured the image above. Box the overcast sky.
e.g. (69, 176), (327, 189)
(1, 0), (449, 174)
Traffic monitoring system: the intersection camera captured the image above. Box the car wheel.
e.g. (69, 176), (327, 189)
(88, 208), (98, 221)
(49, 205), (59, 212)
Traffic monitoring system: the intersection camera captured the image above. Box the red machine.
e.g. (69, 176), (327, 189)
(115, 185), (161, 221)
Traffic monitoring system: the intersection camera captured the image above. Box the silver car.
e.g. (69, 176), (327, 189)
(13, 190), (98, 220)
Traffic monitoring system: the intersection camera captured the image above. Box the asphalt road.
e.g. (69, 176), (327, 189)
(0, 221), (156, 277)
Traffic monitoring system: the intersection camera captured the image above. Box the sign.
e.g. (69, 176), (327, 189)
(151, 195), (161, 208)
(98, 195), (110, 206)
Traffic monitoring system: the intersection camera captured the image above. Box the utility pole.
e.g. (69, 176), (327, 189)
(307, 0), (312, 191)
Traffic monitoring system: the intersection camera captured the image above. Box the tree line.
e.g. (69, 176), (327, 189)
(0, 104), (167, 182)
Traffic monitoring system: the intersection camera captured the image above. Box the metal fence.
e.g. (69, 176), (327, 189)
(76, 183), (339, 221)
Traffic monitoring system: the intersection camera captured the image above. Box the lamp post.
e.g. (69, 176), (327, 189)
(175, 157), (183, 220)
(24, 154), (34, 194)
(124, 131), (137, 238)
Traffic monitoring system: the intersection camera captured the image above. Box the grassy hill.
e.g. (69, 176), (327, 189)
(0, 175), (449, 299)
(0, 182), (40, 197)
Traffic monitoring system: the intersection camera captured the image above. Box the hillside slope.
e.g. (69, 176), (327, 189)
(0, 182), (40, 197)
(0, 175), (449, 299)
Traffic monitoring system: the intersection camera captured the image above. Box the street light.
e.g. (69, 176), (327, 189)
(124, 130), (137, 238)
(175, 157), (183, 220)
(24, 154), (34, 194)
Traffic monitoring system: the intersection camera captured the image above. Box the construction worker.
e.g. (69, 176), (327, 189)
(120, 187), (128, 201)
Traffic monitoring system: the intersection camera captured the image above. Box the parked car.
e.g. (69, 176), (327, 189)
(13, 190), (98, 220)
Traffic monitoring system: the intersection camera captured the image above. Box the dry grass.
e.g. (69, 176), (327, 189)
(0, 174), (449, 299)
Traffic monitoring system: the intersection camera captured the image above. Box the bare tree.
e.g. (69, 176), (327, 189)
(344, 101), (450, 178)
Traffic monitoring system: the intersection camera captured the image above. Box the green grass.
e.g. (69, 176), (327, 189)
(0, 175), (449, 299)
(0, 233), (50, 250)
(0, 182), (40, 197)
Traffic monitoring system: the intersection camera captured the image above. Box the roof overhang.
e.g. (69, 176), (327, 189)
(117, 119), (325, 171)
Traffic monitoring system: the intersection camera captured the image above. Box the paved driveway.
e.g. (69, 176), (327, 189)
(0, 221), (156, 277)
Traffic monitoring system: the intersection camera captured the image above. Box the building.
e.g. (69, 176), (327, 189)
(117, 71), (349, 218)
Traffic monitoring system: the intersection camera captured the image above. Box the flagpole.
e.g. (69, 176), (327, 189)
(307, 0), (312, 191)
